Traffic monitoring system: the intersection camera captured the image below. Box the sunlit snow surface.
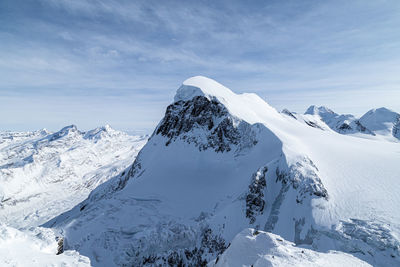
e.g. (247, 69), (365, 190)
(0, 224), (91, 267)
(209, 228), (371, 267)
(2, 76), (400, 266)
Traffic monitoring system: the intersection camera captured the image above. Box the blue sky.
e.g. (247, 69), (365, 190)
(1, 0), (400, 133)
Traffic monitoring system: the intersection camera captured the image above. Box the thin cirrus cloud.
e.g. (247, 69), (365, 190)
(1, 0), (400, 132)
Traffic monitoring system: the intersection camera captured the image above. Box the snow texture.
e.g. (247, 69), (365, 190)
(209, 228), (371, 267)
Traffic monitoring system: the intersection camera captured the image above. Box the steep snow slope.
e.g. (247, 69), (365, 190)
(47, 76), (400, 266)
(209, 228), (371, 267)
(0, 125), (147, 228)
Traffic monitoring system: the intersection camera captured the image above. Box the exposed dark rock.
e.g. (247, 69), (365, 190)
(0, 193), (42, 207)
(122, 157), (144, 185)
(201, 228), (227, 256)
(154, 96), (256, 153)
(138, 227), (226, 266)
(338, 123), (352, 131)
(393, 117), (400, 140)
(355, 121), (375, 135)
(246, 166), (268, 224)
(56, 237), (64, 255)
(304, 120), (324, 130)
(282, 109), (297, 119)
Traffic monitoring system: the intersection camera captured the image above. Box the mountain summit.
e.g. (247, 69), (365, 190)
(43, 77), (400, 266)
(359, 107), (400, 136)
(175, 76), (280, 126)
(174, 76), (235, 103)
(305, 105), (336, 116)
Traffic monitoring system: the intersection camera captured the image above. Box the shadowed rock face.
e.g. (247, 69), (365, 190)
(282, 109), (297, 119)
(354, 120), (374, 134)
(338, 123), (352, 131)
(246, 166), (268, 224)
(393, 117), (400, 140)
(304, 120), (325, 130)
(155, 95), (256, 153)
(136, 227), (227, 267)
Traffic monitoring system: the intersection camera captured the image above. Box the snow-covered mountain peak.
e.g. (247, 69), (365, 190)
(39, 128), (51, 135)
(103, 124), (112, 131)
(59, 124), (79, 132)
(305, 105), (337, 116)
(152, 76), (286, 156)
(83, 124), (124, 141)
(359, 107), (400, 137)
(43, 77), (400, 266)
(174, 76), (235, 103)
(46, 124), (81, 141)
(300, 105), (376, 135)
(174, 76), (279, 127)
(361, 107), (399, 125)
(370, 107), (396, 114)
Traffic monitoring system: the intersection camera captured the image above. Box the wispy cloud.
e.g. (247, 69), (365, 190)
(1, 0), (400, 131)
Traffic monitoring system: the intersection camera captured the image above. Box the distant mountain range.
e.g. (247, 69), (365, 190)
(283, 105), (400, 141)
(0, 125), (147, 228)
